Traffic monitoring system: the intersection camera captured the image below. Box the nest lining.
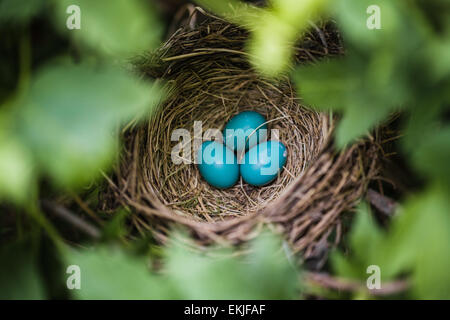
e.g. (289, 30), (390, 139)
(100, 14), (380, 255)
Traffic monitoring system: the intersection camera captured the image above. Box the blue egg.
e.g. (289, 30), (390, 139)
(224, 111), (268, 156)
(240, 141), (287, 186)
(197, 141), (239, 189)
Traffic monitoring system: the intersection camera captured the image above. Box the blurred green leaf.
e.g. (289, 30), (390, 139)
(294, 60), (354, 111)
(331, 203), (384, 280)
(16, 62), (163, 187)
(332, 0), (402, 50)
(404, 186), (450, 299)
(333, 186), (450, 299)
(335, 97), (394, 148)
(410, 126), (450, 187)
(427, 38), (450, 82)
(0, 134), (34, 203)
(247, 11), (295, 76)
(198, 0), (327, 76)
(380, 185), (450, 298)
(0, 0), (45, 25)
(0, 242), (46, 299)
(245, 231), (301, 297)
(294, 58), (398, 147)
(294, 0), (440, 146)
(194, 0), (262, 29)
(348, 203), (384, 268)
(65, 231), (298, 299)
(54, 0), (163, 57)
(331, 251), (362, 281)
(101, 209), (129, 240)
(166, 232), (298, 299)
(65, 246), (173, 299)
(249, 0), (327, 76)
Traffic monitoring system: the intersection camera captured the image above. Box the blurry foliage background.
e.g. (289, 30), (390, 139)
(0, 0), (449, 299)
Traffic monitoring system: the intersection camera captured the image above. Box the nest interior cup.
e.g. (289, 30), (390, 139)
(103, 12), (380, 256)
(146, 68), (330, 220)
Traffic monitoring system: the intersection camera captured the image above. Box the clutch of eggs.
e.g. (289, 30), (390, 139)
(196, 111), (287, 189)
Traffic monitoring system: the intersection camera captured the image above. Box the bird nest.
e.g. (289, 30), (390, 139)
(100, 14), (381, 256)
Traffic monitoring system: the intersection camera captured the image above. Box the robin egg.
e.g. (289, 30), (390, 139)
(240, 140), (287, 186)
(197, 141), (239, 189)
(224, 111), (268, 156)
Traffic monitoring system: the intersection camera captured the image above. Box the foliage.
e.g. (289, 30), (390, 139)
(0, 241), (46, 299)
(0, 0), (449, 300)
(332, 187), (450, 299)
(0, 232), (299, 299)
(201, 0), (450, 299)
(0, 0), (164, 201)
(163, 232), (299, 299)
(298, 0), (450, 299)
(53, 0), (163, 57)
(0, 0), (299, 300)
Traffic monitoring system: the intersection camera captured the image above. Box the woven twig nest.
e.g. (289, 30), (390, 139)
(101, 13), (381, 256)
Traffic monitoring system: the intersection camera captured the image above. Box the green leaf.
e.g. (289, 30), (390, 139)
(390, 185), (450, 299)
(332, 0), (402, 50)
(294, 0), (435, 146)
(16, 62), (163, 187)
(194, 0), (262, 29)
(65, 231), (298, 300)
(331, 251), (362, 280)
(0, 242), (46, 299)
(348, 203), (383, 265)
(410, 126), (450, 186)
(0, 125), (34, 203)
(247, 11), (295, 76)
(333, 186), (450, 298)
(165, 231), (298, 299)
(64, 246), (173, 299)
(294, 60), (356, 111)
(248, 0), (328, 76)
(335, 99), (392, 148)
(244, 232), (301, 298)
(427, 38), (450, 82)
(54, 0), (163, 57)
(0, 0), (45, 25)
(295, 57), (397, 147)
(331, 203), (384, 280)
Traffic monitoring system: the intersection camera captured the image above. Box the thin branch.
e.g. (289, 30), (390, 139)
(366, 188), (398, 217)
(41, 200), (101, 240)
